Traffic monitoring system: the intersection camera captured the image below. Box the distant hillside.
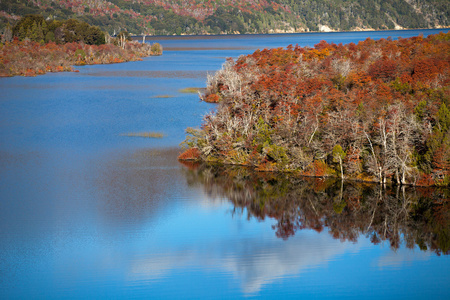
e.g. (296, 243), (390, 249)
(1, 0), (449, 36)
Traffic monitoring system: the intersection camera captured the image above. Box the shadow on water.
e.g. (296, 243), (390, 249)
(94, 148), (185, 227)
(181, 162), (450, 255)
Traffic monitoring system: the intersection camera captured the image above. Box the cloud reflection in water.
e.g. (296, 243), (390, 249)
(92, 150), (448, 295)
(95, 149), (366, 294)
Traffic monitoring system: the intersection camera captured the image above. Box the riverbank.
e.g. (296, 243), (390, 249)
(0, 39), (162, 77)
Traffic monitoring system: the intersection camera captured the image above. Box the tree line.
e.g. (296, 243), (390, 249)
(10, 14), (105, 45)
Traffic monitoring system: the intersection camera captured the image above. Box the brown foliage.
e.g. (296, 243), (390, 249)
(178, 147), (201, 161)
(204, 94), (220, 103)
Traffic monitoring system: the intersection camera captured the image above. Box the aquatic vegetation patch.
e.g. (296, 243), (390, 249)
(179, 87), (205, 94)
(152, 95), (174, 98)
(120, 132), (164, 138)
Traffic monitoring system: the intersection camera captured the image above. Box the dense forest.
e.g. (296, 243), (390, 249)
(182, 163), (449, 254)
(179, 32), (450, 187)
(0, 14), (162, 77)
(9, 14), (105, 45)
(0, 0), (449, 36)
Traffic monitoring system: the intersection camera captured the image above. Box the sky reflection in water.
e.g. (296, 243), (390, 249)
(0, 29), (449, 299)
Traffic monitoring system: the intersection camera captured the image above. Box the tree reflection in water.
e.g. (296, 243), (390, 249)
(181, 162), (449, 255)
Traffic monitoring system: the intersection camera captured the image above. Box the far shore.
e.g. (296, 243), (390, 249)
(132, 27), (450, 41)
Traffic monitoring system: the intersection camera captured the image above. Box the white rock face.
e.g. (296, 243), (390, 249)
(318, 24), (333, 32)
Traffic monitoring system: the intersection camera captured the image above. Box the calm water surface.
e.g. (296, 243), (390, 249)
(1, 29), (449, 299)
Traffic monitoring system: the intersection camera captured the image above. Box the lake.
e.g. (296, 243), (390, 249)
(1, 29), (449, 299)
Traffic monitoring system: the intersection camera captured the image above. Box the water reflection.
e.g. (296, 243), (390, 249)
(94, 149), (364, 295)
(181, 163), (450, 255)
(128, 233), (356, 295)
(1, 147), (448, 298)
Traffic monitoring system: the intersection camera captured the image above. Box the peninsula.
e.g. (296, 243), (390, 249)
(179, 32), (450, 187)
(0, 14), (162, 77)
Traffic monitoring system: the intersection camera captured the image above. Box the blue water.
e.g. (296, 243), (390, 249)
(1, 29), (449, 299)
(148, 28), (449, 50)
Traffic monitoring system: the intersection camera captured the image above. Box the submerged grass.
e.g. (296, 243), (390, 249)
(152, 95), (174, 98)
(120, 132), (164, 138)
(179, 87), (205, 94)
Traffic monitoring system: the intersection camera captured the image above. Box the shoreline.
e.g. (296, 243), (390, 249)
(178, 158), (439, 188)
(133, 27), (450, 40)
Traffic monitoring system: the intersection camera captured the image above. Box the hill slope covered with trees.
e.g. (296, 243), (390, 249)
(179, 32), (450, 187)
(1, 0), (449, 36)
